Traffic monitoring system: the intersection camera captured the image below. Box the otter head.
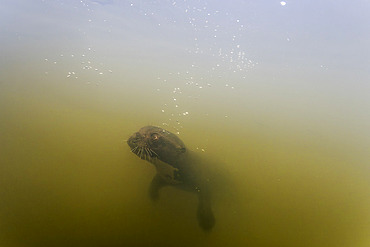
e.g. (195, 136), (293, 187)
(127, 126), (186, 165)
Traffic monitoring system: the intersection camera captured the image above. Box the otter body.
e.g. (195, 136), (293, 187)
(127, 126), (215, 231)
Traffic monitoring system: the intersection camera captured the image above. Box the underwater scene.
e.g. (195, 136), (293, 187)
(1, 1), (369, 246)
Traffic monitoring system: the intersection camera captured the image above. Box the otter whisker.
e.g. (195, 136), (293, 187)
(139, 147), (144, 159)
(131, 146), (138, 153)
(149, 148), (159, 157)
(141, 148), (145, 159)
(146, 151), (151, 161)
(144, 148), (151, 161)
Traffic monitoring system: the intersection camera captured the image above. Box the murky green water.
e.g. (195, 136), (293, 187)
(1, 1), (369, 247)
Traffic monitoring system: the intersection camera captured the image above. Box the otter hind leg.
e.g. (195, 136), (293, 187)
(149, 173), (167, 201)
(197, 193), (215, 231)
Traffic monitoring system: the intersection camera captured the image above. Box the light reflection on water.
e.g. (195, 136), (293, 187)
(0, 1), (369, 247)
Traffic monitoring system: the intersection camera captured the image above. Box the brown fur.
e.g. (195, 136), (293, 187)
(127, 126), (215, 231)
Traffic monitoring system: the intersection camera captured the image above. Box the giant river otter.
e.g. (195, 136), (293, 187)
(127, 126), (215, 231)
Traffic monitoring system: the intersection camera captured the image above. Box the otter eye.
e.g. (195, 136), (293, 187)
(151, 133), (160, 141)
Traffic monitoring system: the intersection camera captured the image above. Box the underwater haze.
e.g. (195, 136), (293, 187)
(1, 0), (369, 246)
